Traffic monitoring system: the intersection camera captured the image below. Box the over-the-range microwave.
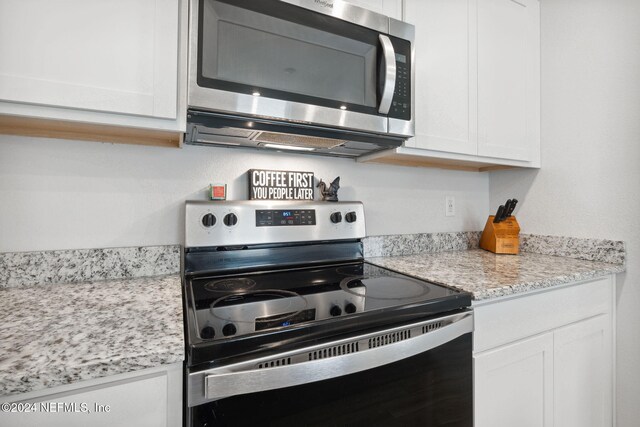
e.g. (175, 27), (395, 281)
(186, 0), (415, 158)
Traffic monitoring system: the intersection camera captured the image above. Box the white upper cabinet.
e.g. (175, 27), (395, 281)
(404, 0), (478, 155)
(360, 0), (540, 171)
(477, 0), (540, 161)
(0, 0), (178, 119)
(341, 0), (403, 20)
(0, 0), (186, 142)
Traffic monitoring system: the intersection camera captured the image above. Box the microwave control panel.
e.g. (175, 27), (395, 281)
(389, 37), (412, 121)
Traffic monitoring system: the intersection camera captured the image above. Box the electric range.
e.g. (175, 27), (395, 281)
(182, 200), (473, 426)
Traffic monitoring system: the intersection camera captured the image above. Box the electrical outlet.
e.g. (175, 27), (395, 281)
(445, 196), (455, 217)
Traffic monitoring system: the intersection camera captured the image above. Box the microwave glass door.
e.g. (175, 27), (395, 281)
(198, 0), (406, 116)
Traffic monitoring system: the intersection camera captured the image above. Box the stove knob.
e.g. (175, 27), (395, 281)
(345, 212), (357, 223)
(222, 323), (237, 337)
(330, 212), (342, 224)
(202, 213), (216, 228)
(200, 326), (215, 339)
(344, 303), (357, 314)
(223, 213), (238, 227)
(330, 305), (342, 317)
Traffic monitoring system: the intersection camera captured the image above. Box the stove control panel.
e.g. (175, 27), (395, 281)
(185, 201), (365, 248)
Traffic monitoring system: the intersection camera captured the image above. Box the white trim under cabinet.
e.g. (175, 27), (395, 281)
(473, 276), (615, 427)
(0, 0), (187, 146)
(0, 363), (182, 427)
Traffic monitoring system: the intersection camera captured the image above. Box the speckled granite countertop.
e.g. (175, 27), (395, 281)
(0, 235), (625, 396)
(367, 249), (625, 301)
(0, 275), (183, 397)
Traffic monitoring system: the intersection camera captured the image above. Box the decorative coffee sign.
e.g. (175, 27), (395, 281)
(249, 169), (314, 200)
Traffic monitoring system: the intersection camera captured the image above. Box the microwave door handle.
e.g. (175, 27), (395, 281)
(378, 34), (397, 115)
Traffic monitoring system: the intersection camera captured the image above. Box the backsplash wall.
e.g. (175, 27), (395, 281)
(0, 135), (489, 252)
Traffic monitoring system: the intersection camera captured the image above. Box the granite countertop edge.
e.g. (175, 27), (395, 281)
(366, 249), (625, 302)
(2, 350), (185, 398)
(466, 266), (625, 301)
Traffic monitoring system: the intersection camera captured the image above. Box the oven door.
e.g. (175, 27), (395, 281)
(188, 0), (413, 136)
(187, 311), (472, 426)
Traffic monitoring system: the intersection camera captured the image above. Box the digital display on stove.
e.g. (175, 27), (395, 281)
(255, 309), (316, 331)
(256, 209), (316, 227)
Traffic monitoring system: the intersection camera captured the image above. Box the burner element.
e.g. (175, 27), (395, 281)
(209, 289), (309, 327)
(204, 278), (256, 293)
(340, 277), (431, 300)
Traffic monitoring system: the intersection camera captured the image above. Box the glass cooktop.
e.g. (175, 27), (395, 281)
(188, 261), (463, 342)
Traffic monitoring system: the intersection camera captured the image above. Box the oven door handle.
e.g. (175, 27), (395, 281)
(378, 34), (397, 115)
(199, 312), (472, 403)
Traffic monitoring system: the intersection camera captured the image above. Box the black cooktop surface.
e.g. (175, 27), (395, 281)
(185, 261), (471, 366)
(190, 262), (457, 310)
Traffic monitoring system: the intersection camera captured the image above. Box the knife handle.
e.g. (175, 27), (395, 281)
(502, 199), (512, 221)
(494, 205), (505, 223)
(504, 199), (512, 211)
(505, 199), (518, 217)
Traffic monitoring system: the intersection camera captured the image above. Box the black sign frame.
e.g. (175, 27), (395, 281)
(248, 169), (315, 200)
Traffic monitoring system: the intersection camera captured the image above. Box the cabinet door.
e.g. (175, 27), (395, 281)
(404, 0), (478, 155)
(474, 333), (553, 427)
(0, 0), (179, 120)
(0, 364), (183, 427)
(2, 374), (169, 427)
(342, 0), (403, 20)
(476, 0), (540, 161)
(554, 315), (613, 427)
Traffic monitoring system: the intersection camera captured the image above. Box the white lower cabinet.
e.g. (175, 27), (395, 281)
(475, 333), (554, 427)
(554, 315), (613, 427)
(473, 277), (615, 427)
(0, 363), (182, 427)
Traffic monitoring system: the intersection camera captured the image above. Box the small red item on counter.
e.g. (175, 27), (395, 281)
(210, 184), (227, 200)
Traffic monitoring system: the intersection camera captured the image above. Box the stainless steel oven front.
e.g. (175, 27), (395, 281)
(188, 0), (415, 138)
(187, 311), (473, 426)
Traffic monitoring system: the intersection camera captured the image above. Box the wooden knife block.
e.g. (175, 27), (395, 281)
(480, 216), (520, 254)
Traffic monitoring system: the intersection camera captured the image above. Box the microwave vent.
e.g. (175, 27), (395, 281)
(199, 128), (255, 139)
(251, 131), (345, 149)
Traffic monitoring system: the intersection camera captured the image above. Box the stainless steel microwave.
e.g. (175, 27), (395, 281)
(186, 0), (415, 157)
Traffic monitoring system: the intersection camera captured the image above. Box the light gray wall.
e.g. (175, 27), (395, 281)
(490, 0), (640, 424)
(0, 135), (489, 252)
